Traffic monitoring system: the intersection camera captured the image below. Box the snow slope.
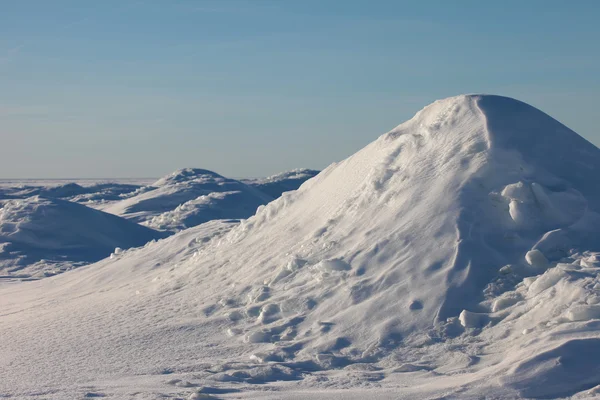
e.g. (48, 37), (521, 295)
(243, 168), (320, 198)
(1, 95), (600, 399)
(103, 168), (273, 231)
(0, 196), (167, 278)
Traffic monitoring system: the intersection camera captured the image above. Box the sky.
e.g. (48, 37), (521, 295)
(1, 0), (599, 179)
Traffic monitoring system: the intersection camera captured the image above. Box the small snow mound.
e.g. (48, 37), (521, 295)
(153, 168), (224, 187)
(0, 196), (165, 277)
(103, 168), (273, 228)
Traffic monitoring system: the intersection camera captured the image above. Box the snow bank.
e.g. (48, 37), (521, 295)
(0, 196), (166, 278)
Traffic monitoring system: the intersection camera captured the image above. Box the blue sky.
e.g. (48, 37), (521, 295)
(1, 0), (599, 178)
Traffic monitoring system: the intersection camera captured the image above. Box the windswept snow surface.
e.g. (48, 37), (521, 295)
(0, 196), (167, 278)
(243, 168), (320, 198)
(2, 95), (600, 399)
(102, 168), (273, 231)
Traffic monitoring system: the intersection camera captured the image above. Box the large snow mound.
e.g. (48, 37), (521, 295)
(243, 168), (320, 198)
(0, 196), (166, 278)
(102, 168), (273, 231)
(1, 95), (600, 399)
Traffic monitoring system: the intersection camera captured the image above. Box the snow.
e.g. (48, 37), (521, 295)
(243, 168), (320, 198)
(0, 196), (166, 278)
(1, 94), (600, 399)
(145, 191), (261, 232)
(525, 249), (549, 268)
(0, 179), (150, 209)
(102, 168), (273, 231)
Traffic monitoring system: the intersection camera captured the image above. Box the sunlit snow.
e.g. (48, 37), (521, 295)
(1, 95), (599, 399)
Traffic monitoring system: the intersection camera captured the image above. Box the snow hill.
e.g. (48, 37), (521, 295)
(243, 168), (320, 198)
(0, 196), (166, 278)
(0, 181), (144, 207)
(1, 95), (600, 399)
(102, 168), (273, 231)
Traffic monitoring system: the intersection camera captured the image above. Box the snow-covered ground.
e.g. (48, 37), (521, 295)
(0, 170), (317, 279)
(1, 95), (600, 399)
(101, 169), (274, 231)
(242, 169), (320, 199)
(0, 178), (154, 209)
(0, 196), (167, 279)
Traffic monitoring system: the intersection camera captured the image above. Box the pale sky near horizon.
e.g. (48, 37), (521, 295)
(1, 0), (599, 179)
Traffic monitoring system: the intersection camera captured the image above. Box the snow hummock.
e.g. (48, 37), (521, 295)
(0, 181), (145, 208)
(243, 168), (320, 198)
(1, 95), (600, 399)
(0, 196), (166, 278)
(102, 168), (273, 231)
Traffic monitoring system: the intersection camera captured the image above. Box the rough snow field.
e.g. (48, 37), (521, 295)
(101, 169), (273, 231)
(1, 95), (600, 399)
(0, 178), (155, 207)
(0, 171), (315, 280)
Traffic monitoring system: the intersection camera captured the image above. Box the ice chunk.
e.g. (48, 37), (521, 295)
(566, 305), (600, 321)
(491, 292), (522, 312)
(459, 310), (489, 328)
(244, 330), (271, 343)
(527, 268), (565, 296)
(314, 258), (351, 272)
(525, 249), (548, 268)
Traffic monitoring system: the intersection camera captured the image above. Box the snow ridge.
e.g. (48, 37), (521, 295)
(103, 168), (273, 230)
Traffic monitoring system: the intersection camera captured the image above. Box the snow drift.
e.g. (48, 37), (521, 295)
(0, 196), (166, 278)
(243, 168), (320, 198)
(103, 168), (273, 231)
(1, 95), (600, 399)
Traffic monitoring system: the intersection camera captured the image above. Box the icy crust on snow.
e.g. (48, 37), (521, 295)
(1, 95), (600, 399)
(102, 168), (273, 231)
(0, 196), (166, 278)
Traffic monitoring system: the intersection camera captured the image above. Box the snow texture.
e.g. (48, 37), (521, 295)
(1, 95), (600, 399)
(0, 180), (146, 208)
(0, 196), (166, 278)
(243, 168), (320, 198)
(102, 168), (274, 231)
